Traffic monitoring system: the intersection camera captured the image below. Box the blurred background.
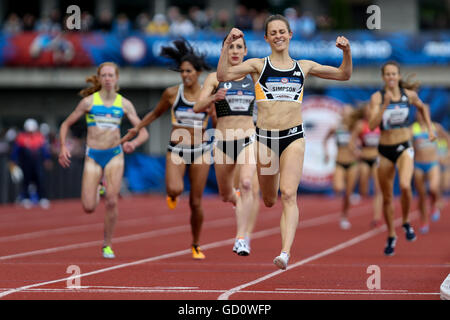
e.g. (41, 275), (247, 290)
(0, 0), (448, 204)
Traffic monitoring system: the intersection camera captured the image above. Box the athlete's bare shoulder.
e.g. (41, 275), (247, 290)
(163, 85), (179, 98)
(78, 94), (94, 111)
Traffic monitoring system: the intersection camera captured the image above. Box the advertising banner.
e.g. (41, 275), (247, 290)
(1, 30), (450, 67)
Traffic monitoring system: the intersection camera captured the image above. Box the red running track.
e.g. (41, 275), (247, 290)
(0, 194), (448, 300)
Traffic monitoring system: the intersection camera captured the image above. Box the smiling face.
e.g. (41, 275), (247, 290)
(226, 37), (247, 66)
(264, 19), (292, 52)
(98, 64), (119, 91)
(382, 63), (401, 90)
(179, 61), (200, 88)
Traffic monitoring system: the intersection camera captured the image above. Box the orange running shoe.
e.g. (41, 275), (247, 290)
(192, 245), (205, 260)
(166, 196), (178, 210)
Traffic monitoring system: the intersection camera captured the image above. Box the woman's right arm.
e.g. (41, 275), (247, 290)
(323, 127), (335, 163)
(368, 91), (389, 130)
(216, 28), (260, 82)
(58, 97), (90, 168)
(193, 73), (220, 113)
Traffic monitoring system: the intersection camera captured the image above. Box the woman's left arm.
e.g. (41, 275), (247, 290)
(408, 91), (436, 141)
(122, 99), (149, 152)
(301, 36), (352, 81)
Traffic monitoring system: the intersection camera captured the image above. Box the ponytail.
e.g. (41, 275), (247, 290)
(381, 61), (420, 91)
(79, 75), (101, 97)
(348, 102), (368, 131)
(400, 73), (420, 91)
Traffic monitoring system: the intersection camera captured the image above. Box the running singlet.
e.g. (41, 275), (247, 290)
(437, 138), (448, 158)
(215, 75), (255, 118)
(335, 125), (351, 147)
(380, 88), (411, 131)
(412, 122), (437, 150)
(172, 84), (208, 129)
(255, 57), (305, 103)
(86, 92), (124, 129)
(360, 120), (380, 148)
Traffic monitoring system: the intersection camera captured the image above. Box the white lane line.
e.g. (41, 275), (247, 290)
(0, 215), (181, 243)
(275, 288), (408, 292)
(0, 217), (235, 261)
(0, 204), (372, 298)
(0, 287), (439, 296)
(0, 202), (372, 261)
(217, 213), (415, 300)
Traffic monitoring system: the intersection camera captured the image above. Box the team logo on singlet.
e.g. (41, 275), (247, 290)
(225, 90), (254, 112)
(382, 103), (409, 129)
(175, 106), (206, 127)
(265, 77), (302, 100)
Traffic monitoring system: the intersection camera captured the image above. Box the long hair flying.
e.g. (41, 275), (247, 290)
(381, 60), (420, 91)
(160, 38), (211, 72)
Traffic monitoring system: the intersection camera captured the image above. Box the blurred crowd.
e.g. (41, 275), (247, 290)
(0, 119), (85, 208)
(1, 5), (332, 38)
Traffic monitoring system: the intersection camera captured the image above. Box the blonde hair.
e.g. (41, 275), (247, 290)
(79, 62), (120, 97)
(348, 102), (369, 130)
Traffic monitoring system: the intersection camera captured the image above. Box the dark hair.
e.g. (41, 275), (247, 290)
(381, 60), (420, 91)
(160, 38), (211, 72)
(264, 14), (291, 36)
(222, 34), (247, 48)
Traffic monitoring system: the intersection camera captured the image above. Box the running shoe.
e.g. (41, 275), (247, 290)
(431, 209), (440, 222)
(339, 218), (351, 230)
(192, 245), (205, 260)
(384, 236), (397, 256)
(39, 198), (50, 209)
(235, 238), (250, 256)
(419, 223), (429, 234)
(102, 246), (115, 259)
(232, 239), (238, 253)
(166, 196), (178, 210)
(402, 222), (417, 241)
(273, 251), (290, 270)
(233, 237), (252, 253)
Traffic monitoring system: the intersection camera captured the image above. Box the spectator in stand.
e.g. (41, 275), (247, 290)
(188, 6), (211, 30)
(112, 13), (131, 37)
(10, 118), (51, 209)
(135, 12), (150, 33)
(234, 5), (252, 30)
(169, 12), (195, 37)
(2, 13), (23, 35)
(212, 9), (232, 33)
(35, 8), (61, 34)
(298, 11), (316, 38)
(23, 13), (36, 31)
(252, 10), (270, 32)
(284, 8), (299, 35)
(316, 14), (333, 31)
(167, 6), (179, 23)
(146, 13), (169, 35)
(96, 9), (113, 32)
(80, 11), (94, 32)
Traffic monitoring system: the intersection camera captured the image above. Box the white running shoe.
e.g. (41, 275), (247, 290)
(232, 239), (239, 253)
(235, 239), (250, 256)
(340, 218), (351, 230)
(273, 252), (290, 270)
